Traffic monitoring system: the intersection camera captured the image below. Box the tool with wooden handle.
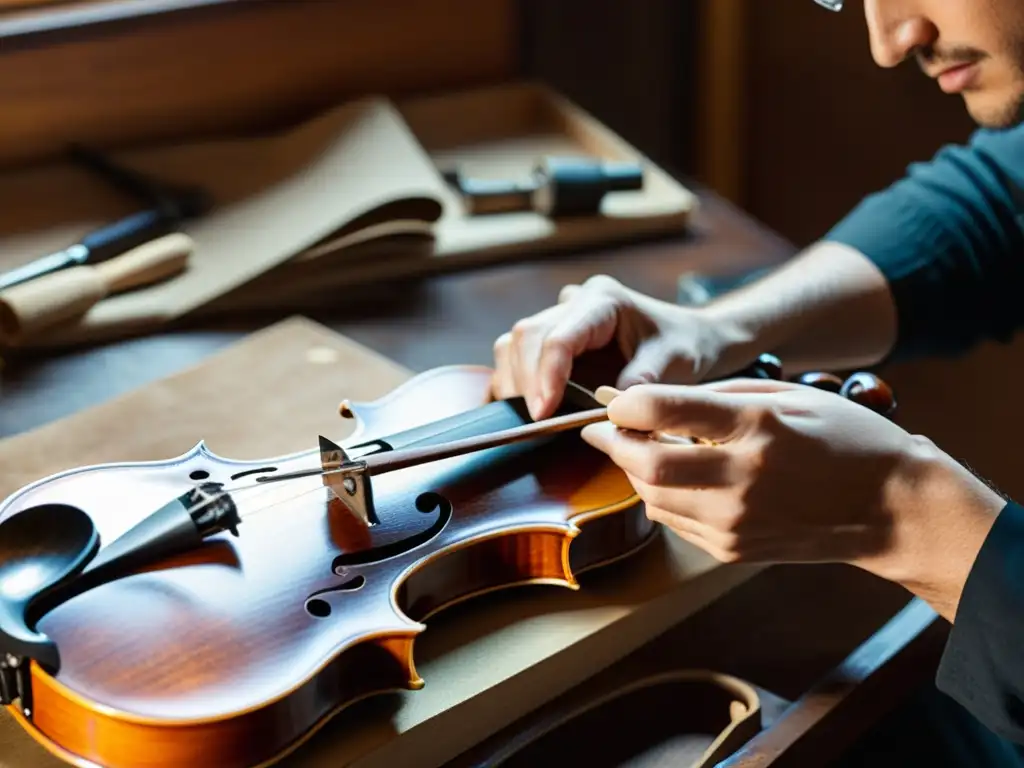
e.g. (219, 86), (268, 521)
(0, 232), (193, 343)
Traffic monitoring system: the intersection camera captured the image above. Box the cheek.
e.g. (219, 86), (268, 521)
(972, 0), (1024, 77)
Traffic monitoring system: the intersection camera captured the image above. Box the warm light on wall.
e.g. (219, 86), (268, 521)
(0, 0), (70, 10)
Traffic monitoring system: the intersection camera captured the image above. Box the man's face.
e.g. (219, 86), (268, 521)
(863, 0), (1024, 128)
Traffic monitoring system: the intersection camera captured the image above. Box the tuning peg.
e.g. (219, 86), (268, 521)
(738, 353), (783, 380)
(840, 372), (897, 418)
(793, 371), (844, 393)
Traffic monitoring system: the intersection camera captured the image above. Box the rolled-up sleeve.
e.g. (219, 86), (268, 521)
(825, 125), (1024, 361)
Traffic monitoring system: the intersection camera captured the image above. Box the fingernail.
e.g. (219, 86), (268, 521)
(594, 385), (621, 406)
(531, 396), (546, 420)
(580, 424), (598, 445)
(580, 422), (612, 451)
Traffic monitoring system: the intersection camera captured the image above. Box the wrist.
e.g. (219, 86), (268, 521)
(699, 286), (795, 352)
(694, 299), (791, 376)
(858, 435), (1005, 621)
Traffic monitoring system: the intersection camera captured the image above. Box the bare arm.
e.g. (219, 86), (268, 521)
(706, 123), (1024, 376)
(703, 241), (899, 374)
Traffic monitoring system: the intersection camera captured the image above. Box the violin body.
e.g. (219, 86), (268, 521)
(0, 365), (648, 768)
(0, 354), (896, 768)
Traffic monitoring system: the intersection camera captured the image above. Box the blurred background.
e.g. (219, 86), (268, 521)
(525, 0), (977, 244)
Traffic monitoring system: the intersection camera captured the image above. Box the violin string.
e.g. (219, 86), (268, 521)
(183, 468), (333, 527)
(172, 405), (608, 533)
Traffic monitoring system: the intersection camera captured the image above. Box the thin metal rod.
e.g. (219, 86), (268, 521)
(364, 407), (608, 474)
(255, 407), (608, 486)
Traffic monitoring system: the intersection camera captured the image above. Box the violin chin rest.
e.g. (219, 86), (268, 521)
(0, 503), (100, 671)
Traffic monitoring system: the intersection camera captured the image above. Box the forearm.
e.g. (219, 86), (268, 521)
(705, 125), (1024, 373)
(702, 240), (899, 374)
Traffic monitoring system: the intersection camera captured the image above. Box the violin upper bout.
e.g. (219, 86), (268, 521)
(336, 366), (499, 438)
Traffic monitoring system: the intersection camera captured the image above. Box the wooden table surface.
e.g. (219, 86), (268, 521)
(0, 188), (941, 761)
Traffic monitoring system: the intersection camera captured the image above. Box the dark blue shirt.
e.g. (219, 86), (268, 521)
(828, 123), (1024, 362)
(826, 122), (1024, 744)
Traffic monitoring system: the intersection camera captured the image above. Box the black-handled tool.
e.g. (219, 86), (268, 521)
(0, 146), (211, 293)
(0, 209), (175, 292)
(443, 156), (644, 218)
(67, 144), (211, 220)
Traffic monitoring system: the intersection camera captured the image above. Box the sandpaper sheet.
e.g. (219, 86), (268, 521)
(0, 318), (758, 768)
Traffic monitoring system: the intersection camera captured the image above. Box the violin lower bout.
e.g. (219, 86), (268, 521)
(14, 503), (655, 768)
(18, 630), (419, 768)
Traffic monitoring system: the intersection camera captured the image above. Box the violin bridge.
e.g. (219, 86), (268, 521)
(319, 436), (378, 527)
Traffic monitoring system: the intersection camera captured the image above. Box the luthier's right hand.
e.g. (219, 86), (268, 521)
(491, 275), (759, 421)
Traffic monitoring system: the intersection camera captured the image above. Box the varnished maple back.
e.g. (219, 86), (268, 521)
(0, 0), (520, 169)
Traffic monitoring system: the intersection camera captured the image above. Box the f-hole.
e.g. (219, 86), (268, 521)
(230, 467), (278, 481)
(305, 575), (366, 618)
(331, 492), (452, 570)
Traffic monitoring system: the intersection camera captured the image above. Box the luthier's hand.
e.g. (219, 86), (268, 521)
(581, 378), (1006, 621)
(491, 275), (759, 421)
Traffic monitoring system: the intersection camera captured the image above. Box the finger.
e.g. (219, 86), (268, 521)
(528, 294), (621, 418)
(558, 284), (581, 303)
(605, 383), (751, 442)
(627, 475), (736, 531)
(617, 337), (688, 388)
(594, 385), (621, 406)
(490, 332), (519, 400)
(508, 304), (566, 417)
(643, 505), (738, 564)
(580, 422), (734, 488)
(595, 391), (706, 443)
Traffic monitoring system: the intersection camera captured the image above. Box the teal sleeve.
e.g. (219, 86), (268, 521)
(825, 125), (1024, 361)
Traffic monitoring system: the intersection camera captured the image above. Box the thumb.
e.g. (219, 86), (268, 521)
(606, 383), (748, 443)
(617, 339), (693, 388)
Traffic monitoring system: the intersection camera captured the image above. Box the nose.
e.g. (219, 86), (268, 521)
(863, 0), (938, 67)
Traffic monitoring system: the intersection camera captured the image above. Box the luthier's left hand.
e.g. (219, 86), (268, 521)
(581, 378), (1006, 621)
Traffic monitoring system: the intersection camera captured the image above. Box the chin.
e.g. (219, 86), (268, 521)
(964, 89), (1024, 129)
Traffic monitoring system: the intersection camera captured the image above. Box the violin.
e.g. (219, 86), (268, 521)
(0, 353), (895, 768)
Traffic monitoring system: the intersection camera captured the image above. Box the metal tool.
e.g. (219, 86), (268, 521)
(443, 155), (644, 218)
(0, 210), (176, 292)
